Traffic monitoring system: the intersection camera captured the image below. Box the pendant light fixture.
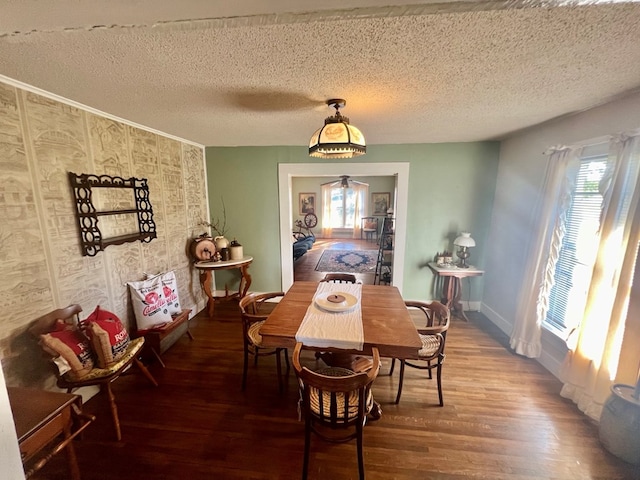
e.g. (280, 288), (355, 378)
(321, 175), (368, 189)
(309, 99), (366, 158)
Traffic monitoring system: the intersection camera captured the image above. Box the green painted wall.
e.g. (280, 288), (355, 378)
(205, 143), (499, 302)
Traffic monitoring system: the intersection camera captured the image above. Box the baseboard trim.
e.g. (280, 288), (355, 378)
(480, 302), (512, 337)
(480, 302), (565, 381)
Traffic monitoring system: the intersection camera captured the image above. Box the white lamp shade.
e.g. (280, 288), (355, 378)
(454, 232), (475, 247)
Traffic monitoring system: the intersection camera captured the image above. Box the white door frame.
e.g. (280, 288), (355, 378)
(278, 162), (410, 293)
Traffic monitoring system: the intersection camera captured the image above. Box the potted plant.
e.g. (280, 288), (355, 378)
(599, 361), (640, 465)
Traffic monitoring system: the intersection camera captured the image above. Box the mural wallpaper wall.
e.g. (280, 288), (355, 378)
(0, 80), (207, 387)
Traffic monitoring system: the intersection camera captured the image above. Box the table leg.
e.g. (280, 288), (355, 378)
(199, 270), (215, 319)
(239, 264), (252, 298)
(440, 276), (468, 321)
(450, 277), (469, 321)
(440, 277), (454, 309)
(63, 410), (81, 480)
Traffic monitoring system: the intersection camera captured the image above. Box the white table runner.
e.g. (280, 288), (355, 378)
(295, 282), (364, 350)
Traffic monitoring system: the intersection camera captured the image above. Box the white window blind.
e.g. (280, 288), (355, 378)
(543, 154), (608, 335)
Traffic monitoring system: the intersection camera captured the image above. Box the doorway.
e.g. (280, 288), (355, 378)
(278, 162), (410, 293)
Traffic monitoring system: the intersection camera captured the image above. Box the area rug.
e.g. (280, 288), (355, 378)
(315, 249), (378, 274)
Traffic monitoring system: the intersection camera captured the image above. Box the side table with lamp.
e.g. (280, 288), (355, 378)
(428, 232), (483, 321)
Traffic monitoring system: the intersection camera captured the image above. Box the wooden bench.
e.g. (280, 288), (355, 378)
(136, 309), (193, 367)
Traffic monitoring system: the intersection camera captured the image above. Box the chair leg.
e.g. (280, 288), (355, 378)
(302, 417), (312, 480)
(428, 360), (433, 379)
(276, 349), (283, 393)
(436, 363), (444, 407)
(284, 348), (290, 373)
(242, 347), (249, 391)
(103, 383), (122, 441)
(388, 358), (396, 376)
(394, 360), (405, 404)
(134, 358), (158, 387)
(356, 419), (365, 480)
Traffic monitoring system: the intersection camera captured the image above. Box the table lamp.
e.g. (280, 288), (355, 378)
(454, 232), (475, 268)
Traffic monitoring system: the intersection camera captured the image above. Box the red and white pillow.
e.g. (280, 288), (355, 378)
(144, 271), (181, 315)
(82, 306), (130, 368)
(39, 320), (95, 380)
(127, 273), (174, 331)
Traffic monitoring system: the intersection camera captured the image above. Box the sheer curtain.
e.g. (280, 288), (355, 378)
(560, 130), (640, 420)
(321, 183), (334, 238)
(351, 183), (368, 239)
(509, 146), (582, 357)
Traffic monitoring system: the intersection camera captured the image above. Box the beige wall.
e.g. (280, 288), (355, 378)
(0, 80), (208, 388)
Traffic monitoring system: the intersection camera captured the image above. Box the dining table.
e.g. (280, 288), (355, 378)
(259, 281), (422, 359)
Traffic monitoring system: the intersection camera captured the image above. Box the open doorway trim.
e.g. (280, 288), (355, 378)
(279, 162), (410, 293)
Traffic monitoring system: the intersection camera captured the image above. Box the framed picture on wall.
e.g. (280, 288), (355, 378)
(372, 192), (390, 215)
(299, 192), (316, 215)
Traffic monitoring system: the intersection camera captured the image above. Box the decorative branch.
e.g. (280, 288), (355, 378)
(198, 197), (228, 237)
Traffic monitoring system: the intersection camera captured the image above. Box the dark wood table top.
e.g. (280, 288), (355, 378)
(260, 281), (422, 359)
(7, 387), (80, 442)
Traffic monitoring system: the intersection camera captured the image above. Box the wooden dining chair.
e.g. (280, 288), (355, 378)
(29, 304), (158, 441)
(320, 273), (358, 284)
(293, 342), (380, 480)
(360, 216), (378, 242)
(389, 300), (450, 405)
(238, 292), (289, 392)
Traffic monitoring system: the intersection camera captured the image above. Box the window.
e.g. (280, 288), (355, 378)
(543, 154), (608, 336)
(329, 187), (357, 228)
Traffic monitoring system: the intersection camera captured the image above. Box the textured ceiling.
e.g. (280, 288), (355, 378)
(2, 1), (640, 147)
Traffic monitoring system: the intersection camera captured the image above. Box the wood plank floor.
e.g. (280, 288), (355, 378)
(34, 298), (639, 479)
